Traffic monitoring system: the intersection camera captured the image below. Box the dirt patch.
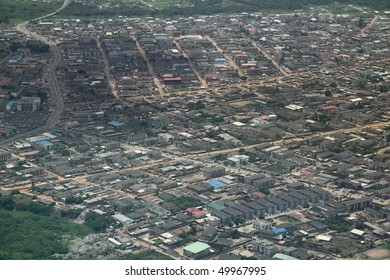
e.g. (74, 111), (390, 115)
(364, 248), (390, 259)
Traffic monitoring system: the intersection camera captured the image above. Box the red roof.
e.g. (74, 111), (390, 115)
(252, 192), (267, 198)
(320, 105), (337, 110)
(163, 77), (182, 82)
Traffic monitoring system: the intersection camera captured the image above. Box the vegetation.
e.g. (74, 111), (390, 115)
(213, 153), (228, 161)
(84, 212), (109, 232)
(0, 194), (52, 215)
(263, 164), (288, 174)
(258, 187), (270, 195)
(324, 216), (351, 232)
(187, 101), (205, 110)
(171, 197), (202, 211)
(59, 0), (390, 20)
(26, 41), (50, 53)
(0, 0), (63, 24)
(65, 195), (84, 205)
(0, 209), (91, 259)
(312, 113), (330, 124)
(220, 229), (240, 239)
(302, 81), (325, 91)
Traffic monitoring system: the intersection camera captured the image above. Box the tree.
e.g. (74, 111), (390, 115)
(65, 196), (83, 205)
(259, 187), (270, 195)
(230, 229), (240, 239)
(357, 17), (365, 28)
(0, 195), (14, 210)
(187, 101), (205, 110)
(214, 154), (227, 161)
(189, 225), (197, 235)
(84, 212), (108, 232)
(58, 149), (70, 157)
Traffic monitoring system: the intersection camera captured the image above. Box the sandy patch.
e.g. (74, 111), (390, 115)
(364, 248), (390, 259)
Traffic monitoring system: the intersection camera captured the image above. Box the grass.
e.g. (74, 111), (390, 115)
(263, 164), (289, 175)
(0, 0), (63, 25)
(332, 236), (369, 257)
(154, 0), (192, 9)
(0, 209), (91, 259)
(171, 197), (203, 211)
(310, 3), (367, 14)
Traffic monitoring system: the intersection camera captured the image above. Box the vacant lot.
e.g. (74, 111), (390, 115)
(364, 248), (390, 259)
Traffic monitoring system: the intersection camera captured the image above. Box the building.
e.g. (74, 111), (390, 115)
(0, 150), (11, 161)
(252, 239), (277, 256)
(203, 166), (226, 179)
(272, 253), (299, 260)
(112, 213), (134, 226)
(227, 154), (249, 166)
(183, 241), (211, 259)
(343, 197), (372, 212)
(34, 140), (56, 151)
(200, 226), (217, 242)
(253, 220), (272, 230)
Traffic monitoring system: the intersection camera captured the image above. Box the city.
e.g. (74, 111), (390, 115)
(0, 0), (389, 260)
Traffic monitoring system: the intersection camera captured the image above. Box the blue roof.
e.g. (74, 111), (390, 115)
(109, 50), (125, 55)
(36, 140), (54, 147)
(208, 202), (226, 211)
(9, 55), (22, 62)
(109, 121), (124, 127)
(7, 101), (16, 106)
(273, 227), (286, 234)
(206, 180), (226, 189)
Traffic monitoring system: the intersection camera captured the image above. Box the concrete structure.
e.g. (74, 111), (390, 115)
(252, 239), (277, 256)
(183, 241), (211, 259)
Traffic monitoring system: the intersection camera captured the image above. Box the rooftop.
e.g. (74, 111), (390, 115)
(183, 241), (210, 254)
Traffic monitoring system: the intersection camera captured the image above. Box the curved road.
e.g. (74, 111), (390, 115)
(0, 0), (70, 146)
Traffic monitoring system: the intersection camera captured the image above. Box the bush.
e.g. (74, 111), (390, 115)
(84, 212), (108, 232)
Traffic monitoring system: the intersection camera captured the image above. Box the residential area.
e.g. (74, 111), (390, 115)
(0, 6), (389, 260)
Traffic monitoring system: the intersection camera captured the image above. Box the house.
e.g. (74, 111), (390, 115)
(183, 241), (211, 259)
(203, 166), (226, 179)
(252, 239), (277, 256)
(253, 219), (272, 230)
(224, 201), (254, 219)
(0, 150), (11, 161)
(200, 226), (217, 242)
(343, 197), (372, 212)
(112, 213), (134, 226)
(227, 154), (250, 166)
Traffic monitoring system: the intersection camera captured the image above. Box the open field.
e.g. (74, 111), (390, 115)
(363, 248), (390, 259)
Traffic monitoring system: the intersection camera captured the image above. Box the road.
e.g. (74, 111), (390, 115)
(95, 36), (119, 99)
(0, 0), (69, 147)
(131, 35), (165, 97)
(361, 15), (379, 34)
(205, 35), (246, 78)
(195, 120), (390, 158)
(246, 37), (291, 76)
(172, 38), (208, 89)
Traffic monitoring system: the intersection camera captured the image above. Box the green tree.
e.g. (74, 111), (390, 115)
(84, 212), (108, 232)
(65, 196), (83, 204)
(0, 195), (14, 210)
